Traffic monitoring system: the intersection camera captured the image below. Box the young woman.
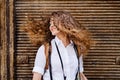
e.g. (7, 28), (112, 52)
(32, 11), (91, 80)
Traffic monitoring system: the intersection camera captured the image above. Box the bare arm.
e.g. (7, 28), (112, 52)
(32, 72), (42, 80)
(80, 72), (88, 80)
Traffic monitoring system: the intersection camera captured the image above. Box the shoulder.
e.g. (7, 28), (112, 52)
(37, 38), (55, 51)
(51, 38), (55, 43)
(37, 45), (45, 52)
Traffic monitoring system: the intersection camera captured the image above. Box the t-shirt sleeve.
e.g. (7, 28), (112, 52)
(32, 45), (46, 75)
(79, 55), (84, 73)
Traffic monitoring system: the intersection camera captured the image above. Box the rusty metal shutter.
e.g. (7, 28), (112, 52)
(15, 0), (120, 80)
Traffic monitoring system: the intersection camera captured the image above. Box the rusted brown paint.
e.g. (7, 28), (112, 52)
(0, 0), (8, 80)
(17, 55), (29, 64)
(0, 1), (1, 49)
(0, 0), (15, 80)
(9, 0), (15, 80)
(116, 56), (120, 65)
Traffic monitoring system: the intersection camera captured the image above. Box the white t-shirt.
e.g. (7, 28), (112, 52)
(33, 37), (84, 80)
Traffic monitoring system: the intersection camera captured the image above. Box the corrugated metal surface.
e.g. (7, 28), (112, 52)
(15, 0), (120, 80)
(0, 3), (1, 78)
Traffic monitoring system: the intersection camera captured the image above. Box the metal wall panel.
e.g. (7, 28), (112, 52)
(14, 0), (120, 80)
(0, 0), (9, 80)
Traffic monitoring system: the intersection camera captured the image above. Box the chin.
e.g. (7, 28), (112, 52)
(52, 33), (56, 36)
(51, 31), (59, 36)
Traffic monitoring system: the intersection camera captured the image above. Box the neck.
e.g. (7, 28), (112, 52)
(56, 32), (70, 47)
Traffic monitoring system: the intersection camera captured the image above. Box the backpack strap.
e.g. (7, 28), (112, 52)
(44, 42), (50, 69)
(73, 44), (80, 80)
(48, 42), (53, 80)
(44, 42), (53, 80)
(44, 42), (52, 69)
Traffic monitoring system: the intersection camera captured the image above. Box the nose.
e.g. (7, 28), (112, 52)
(49, 24), (54, 30)
(49, 24), (53, 29)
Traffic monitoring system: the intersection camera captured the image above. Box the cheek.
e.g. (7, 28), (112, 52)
(49, 27), (54, 33)
(54, 29), (60, 34)
(49, 26), (52, 31)
(49, 26), (57, 31)
(49, 26), (60, 35)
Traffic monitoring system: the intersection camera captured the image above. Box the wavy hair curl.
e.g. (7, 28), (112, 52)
(23, 11), (93, 56)
(51, 11), (92, 56)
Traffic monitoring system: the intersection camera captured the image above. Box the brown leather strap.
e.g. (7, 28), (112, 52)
(44, 42), (51, 69)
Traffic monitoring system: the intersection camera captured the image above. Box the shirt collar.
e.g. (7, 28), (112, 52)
(54, 36), (62, 45)
(54, 36), (74, 46)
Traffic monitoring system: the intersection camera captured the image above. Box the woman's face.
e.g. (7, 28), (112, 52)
(49, 18), (60, 35)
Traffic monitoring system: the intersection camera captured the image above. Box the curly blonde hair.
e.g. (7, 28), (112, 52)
(23, 11), (92, 56)
(22, 16), (53, 46)
(51, 11), (92, 56)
